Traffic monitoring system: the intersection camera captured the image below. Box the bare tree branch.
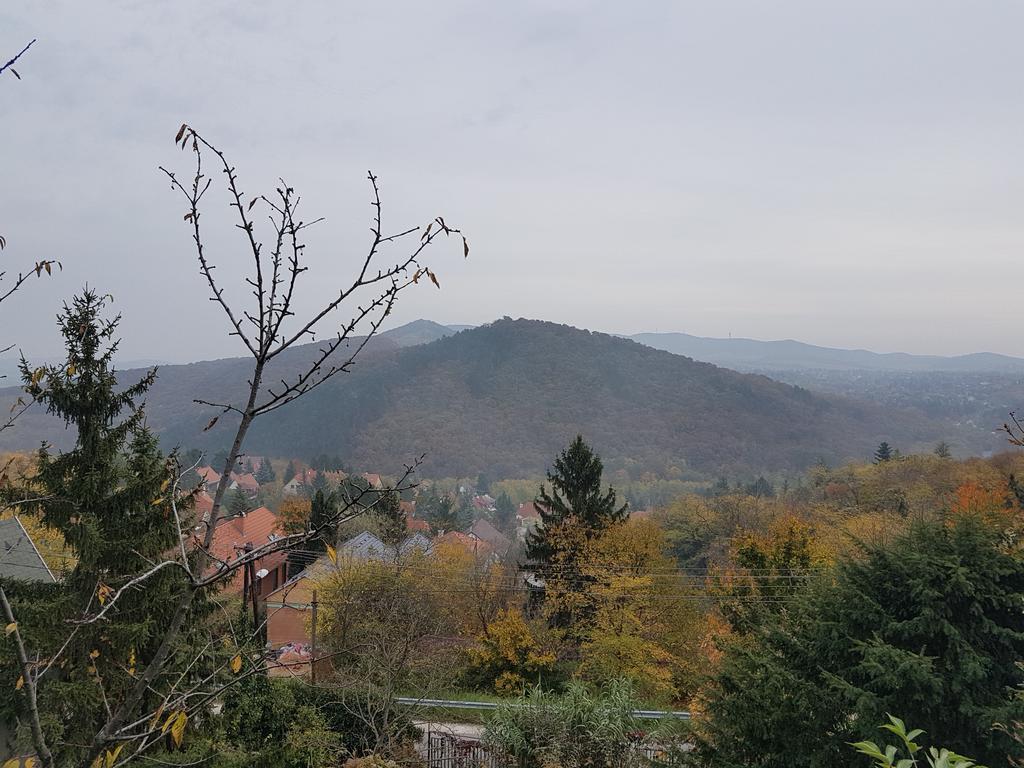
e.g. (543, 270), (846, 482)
(1, 586), (54, 767)
(0, 38), (35, 79)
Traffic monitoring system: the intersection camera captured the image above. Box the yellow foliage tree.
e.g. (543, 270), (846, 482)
(0, 451), (75, 572)
(573, 518), (688, 703)
(467, 607), (556, 695)
(277, 496), (312, 534)
(429, 539), (512, 636)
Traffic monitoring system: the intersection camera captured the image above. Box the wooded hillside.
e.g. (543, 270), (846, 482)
(0, 319), (956, 477)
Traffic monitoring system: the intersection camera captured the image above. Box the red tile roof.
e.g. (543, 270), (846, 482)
(231, 472), (260, 492)
(208, 507), (281, 570)
(195, 466), (223, 486)
(517, 502), (542, 520)
(406, 516), (430, 534)
(193, 490), (214, 518)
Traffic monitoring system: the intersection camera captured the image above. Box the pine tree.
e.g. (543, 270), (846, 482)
(476, 471), (491, 495)
(698, 516), (1024, 767)
(283, 459), (297, 485)
(374, 491), (406, 548)
(255, 458), (275, 484)
(420, 488), (461, 534)
(311, 470), (329, 495)
(494, 491), (516, 533)
(227, 487), (251, 516)
(873, 441), (894, 464)
(525, 436), (627, 637)
(525, 435), (627, 569)
(5, 291), (200, 762)
(747, 476), (775, 498)
(309, 489), (338, 547)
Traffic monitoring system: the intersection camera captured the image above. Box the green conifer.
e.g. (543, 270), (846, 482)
(6, 291), (203, 762)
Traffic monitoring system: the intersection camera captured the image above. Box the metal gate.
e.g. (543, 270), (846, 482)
(426, 732), (507, 768)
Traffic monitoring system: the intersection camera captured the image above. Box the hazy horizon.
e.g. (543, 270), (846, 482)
(5, 1), (1024, 361)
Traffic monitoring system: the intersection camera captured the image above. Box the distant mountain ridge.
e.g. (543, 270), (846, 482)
(0, 318), (972, 478)
(379, 320), (470, 348)
(628, 332), (1024, 373)
(380, 320), (1024, 373)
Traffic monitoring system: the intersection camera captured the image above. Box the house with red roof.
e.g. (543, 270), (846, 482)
(229, 471), (260, 497)
(516, 501), (544, 541)
(282, 468), (348, 497)
(194, 466), (224, 490)
(193, 490), (214, 519)
(205, 506), (288, 598)
(400, 500), (431, 534)
(517, 501), (542, 521)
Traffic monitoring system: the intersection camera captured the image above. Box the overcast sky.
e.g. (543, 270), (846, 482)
(3, 1), (1024, 362)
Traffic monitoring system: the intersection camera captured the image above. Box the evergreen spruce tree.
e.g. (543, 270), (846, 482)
(309, 489), (338, 547)
(494, 491), (516, 533)
(746, 476), (775, 498)
(212, 449), (231, 471)
(374, 491), (406, 548)
(311, 470), (329, 495)
(227, 487), (251, 516)
(420, 488), (460, 534)
(285, 489), (337, 577)
(525, 435), (627, 569)
(338, 474), (373, 513)
(524, 436), (627, 636)
(698, 516), (1024, 767)
(4, 292), (202, 762)
(873, 441), (894, 463)
(475, 471), (491, 495)
(283, 460), (297, 485)
(255, 458), (275, 484)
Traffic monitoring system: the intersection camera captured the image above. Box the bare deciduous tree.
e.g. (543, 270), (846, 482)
(5, 124), (466, 767)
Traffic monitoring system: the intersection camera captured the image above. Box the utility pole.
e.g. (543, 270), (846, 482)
(243, 543), (258, 625)
(310, 589), (318, 684)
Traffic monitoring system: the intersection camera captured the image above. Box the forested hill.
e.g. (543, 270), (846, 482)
(0, 319), (961, 477)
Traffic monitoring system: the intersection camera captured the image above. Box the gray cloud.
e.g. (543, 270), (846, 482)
(2, 0), (1023, 364)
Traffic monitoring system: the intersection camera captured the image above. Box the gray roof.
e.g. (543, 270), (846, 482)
(471, 518), (512, 553)
(340, 530), (388, 560)
(0, 518), (56, 583)
(399, 531), (433, 556)
(340, 530), (434, 561)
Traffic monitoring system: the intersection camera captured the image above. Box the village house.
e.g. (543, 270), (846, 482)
(229, 471), (260, 498)
(400, 500), (431, 533)
(472, 493), (496, 511)
(194, 465), (223, 491)
(264, 529), (433, 676)
(281, 468), (348, 497)
(205, 506), (288, 599)
(470, 517), (512, 555)
(516, 501), (542, 541)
